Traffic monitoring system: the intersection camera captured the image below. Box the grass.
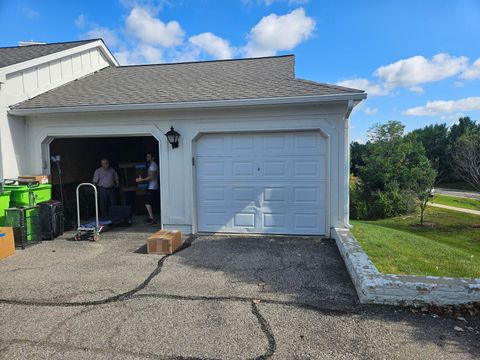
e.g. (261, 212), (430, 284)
(350, 207), (480, 278)
(432, 194), (480, 211)
(432, 194), (480, 210)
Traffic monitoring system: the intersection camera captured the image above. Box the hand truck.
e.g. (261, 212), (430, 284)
(74, 183), (104, 241)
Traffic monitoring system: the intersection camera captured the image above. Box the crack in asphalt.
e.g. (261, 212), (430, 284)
(0, 236), (197, 308)
(250, 302), (276, 360)
(131, 293), (356, 316)
(0, 234), (359, 360)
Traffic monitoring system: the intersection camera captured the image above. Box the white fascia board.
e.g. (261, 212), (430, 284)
(8, 93), (367, 116)
(0, 40), (118, 79)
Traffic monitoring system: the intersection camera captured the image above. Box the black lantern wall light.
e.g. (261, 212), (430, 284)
(165, 126), (180, 149)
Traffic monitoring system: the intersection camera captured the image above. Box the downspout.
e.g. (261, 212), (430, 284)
(343, 100), (354, 229)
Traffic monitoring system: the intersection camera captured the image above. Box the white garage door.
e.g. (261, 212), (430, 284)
(196, 131), (327, 235)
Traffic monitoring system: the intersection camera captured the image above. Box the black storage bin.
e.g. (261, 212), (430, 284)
(39, 200), (64, 240)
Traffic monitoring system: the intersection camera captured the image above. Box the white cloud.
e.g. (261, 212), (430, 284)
(461, 58), (480, 80)
(138, 44), (163, 63)
(408, 86), (424, 94)
(364, 107), (378, 115)
(375, 53), (469, 89)
(120, 0), (170, 14)
(83, 26), (119, 47)
(75, 14), (86, 28)
(403, 97), (480, 116)
(337, 78), (388, 96)
(244, 8), (315, 57)
(125, 7), (185, 47)
(81, 6), (315, 65)
(189, 32), (235, 60)
(114, 44), (163, 65)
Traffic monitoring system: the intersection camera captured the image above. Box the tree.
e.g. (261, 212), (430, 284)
(448, 117), (479, 144)
(407, 123), (449, 182)
(351, 121), (437, 220)
(350, 141), (368, 176)
(452, 132), (480, 191)
(367, 120), (405, 142)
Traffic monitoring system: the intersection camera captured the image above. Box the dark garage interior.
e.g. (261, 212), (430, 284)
(49, 136), (160, 229)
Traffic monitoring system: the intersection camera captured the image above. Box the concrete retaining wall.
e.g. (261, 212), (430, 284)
(333, 228), (480, 305)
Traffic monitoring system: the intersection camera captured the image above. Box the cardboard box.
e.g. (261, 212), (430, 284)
(0, 227), (15, 261)
(147, 230), (182, 255)
(18, 175), (51, 185)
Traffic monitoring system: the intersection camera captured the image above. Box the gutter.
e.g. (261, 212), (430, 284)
(8, 93), (367, 116)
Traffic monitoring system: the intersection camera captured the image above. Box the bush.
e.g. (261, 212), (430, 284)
(350, 179), (415, 220)
(350, 121), (436, 221)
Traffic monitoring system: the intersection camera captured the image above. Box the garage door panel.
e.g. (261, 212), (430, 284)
(198, 183), (326, 207)
(232, 160), (255, 176)
(196, 132), (327, 235)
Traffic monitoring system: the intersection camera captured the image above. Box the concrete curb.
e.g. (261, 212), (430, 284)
(332, 227), (480, 305)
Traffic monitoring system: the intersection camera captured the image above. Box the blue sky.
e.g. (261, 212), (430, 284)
(1, 0), (479, 141)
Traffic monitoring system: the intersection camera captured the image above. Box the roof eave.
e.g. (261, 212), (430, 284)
(8, 93), (367, 116)
(0, 40), (118, 80)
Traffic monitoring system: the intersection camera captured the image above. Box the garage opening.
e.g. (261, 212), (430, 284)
(48, 136), (160, 229)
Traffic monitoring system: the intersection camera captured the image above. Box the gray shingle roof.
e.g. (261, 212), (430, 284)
(0, 39), (98, 68)
(13, 55), (364, 110)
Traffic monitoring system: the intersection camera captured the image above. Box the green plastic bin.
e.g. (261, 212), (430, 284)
(4, 184), (52, 207)
(0, 191), (11, 226)
(5, 206), (41, 248)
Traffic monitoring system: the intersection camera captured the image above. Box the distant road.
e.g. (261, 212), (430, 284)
(435, 188), (480, 200)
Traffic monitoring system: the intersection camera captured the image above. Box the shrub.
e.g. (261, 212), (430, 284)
(351, 121), (436, 221)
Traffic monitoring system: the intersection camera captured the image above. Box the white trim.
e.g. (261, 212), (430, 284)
(8, 93), (367, 115)
(0, 40), (118, 80)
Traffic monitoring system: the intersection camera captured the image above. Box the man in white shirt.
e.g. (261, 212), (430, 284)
(136, 153), (159, 225)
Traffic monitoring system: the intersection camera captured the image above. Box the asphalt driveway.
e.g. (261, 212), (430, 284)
(0, 229), (479, 359)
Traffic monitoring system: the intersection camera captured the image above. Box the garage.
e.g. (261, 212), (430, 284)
(10, 54), (365, 235)
(196, 131), (327, 235)
(48, 136), (160, 226)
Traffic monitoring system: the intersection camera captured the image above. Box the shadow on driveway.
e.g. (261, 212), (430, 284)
(141, 234), (358, 308)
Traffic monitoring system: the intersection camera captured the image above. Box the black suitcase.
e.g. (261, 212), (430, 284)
(39, 200), (64, 240)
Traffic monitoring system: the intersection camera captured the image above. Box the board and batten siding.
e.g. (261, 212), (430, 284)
(0, 46), (111, 179)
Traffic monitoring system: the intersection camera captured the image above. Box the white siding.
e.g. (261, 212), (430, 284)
(0, 46), (112, 178)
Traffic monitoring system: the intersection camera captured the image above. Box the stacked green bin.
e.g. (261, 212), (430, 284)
(0, 191), (11, 226)
(5, 206), (41, 248)
(4, 184), (52, 207)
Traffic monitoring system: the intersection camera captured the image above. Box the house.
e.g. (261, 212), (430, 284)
(2, 39), (366, 236)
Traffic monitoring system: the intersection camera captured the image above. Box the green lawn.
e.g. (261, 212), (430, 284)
(432, 194), (480, 211)
(350, 207), (480, 278)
